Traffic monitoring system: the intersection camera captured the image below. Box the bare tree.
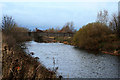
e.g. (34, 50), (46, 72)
(96, 10), (109, 25)
(109, 14), (118, 33)
(118, 12), (120, 37)
(61, 22), (75, 33)
(2, 15), (16, 34)
(109, 13), (120, 38)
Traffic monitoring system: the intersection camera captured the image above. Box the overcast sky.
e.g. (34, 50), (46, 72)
(0, 1), (119, 30)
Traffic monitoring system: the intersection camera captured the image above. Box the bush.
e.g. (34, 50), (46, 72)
(2, 16), (31, 49)
(11, 26), (31, 43)
(73, 22), (112, 50)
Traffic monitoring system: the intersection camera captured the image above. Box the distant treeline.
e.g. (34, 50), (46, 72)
(35, 22), (76, 33)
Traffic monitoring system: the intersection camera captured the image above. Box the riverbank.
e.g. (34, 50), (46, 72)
(2, 43), (56, 79)
(2, 16), (59, 79)
(71, 41), (120, 56)
(72, 22), (120, 56)
(42, 36), (120, 56)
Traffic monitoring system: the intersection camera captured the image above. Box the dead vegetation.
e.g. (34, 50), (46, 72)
(2, 16), (58, 79)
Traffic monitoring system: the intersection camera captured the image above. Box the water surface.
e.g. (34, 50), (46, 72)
(26, 41), (119, 78)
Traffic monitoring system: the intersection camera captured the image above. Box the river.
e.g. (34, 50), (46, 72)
(26, 41), (119, 78)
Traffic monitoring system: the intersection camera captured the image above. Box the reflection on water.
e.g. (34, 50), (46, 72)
(26, 41), (119, 78)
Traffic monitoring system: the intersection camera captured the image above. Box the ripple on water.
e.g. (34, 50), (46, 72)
(26, 41), (119, 78)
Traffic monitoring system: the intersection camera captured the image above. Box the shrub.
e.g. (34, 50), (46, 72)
(73, 22), (112, 50)
(2, 16), (31, 49)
